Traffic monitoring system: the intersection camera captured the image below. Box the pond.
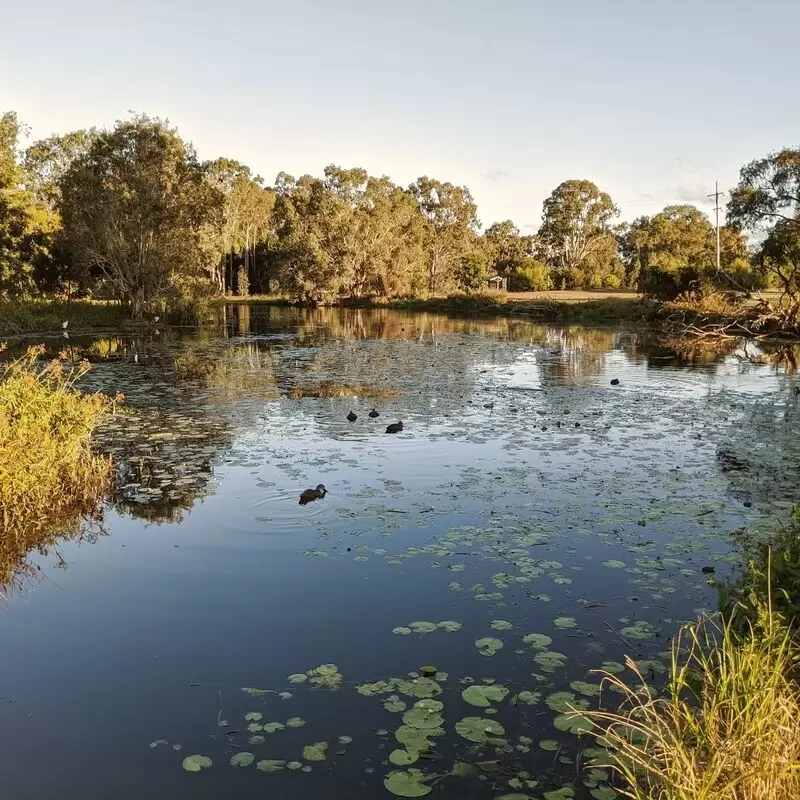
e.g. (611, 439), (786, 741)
(1, 304), (799, 800)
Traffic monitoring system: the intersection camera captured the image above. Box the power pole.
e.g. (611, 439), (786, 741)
(707, 181), (724, 272)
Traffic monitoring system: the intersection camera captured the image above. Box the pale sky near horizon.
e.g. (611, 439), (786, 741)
(2, 0), (798, 230)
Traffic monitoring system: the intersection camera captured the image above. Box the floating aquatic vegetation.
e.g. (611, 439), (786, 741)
(256, 759), (285, 772)
(620, 621), (657, 640)
(534, 650), (568, 672)
(286, 716), (306, 728)
(306, 663), (343, 689)
(553, 616), (577, 629)
(182, 754), (212, 772)
(490, 619), (514, 631)
(475, 636), (504, 656)
(455, 716), (505, 743)
(230, 752), (254, 768)
(462, 684), (509, 707)
(516, 691), (540, 705)
(522, 633), (553, 649)
(384, 768), (432, 797)
(302, 741), (328, 762)
(389, 749), (419, 766)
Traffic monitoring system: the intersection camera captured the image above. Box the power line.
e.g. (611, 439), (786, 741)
(707, 181), (725, 272)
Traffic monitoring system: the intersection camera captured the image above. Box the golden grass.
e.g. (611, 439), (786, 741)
(584, 590), (800, 800)
(0, 344), (118, 586)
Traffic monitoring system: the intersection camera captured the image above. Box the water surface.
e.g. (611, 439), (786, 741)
(1, 305), (798, 800)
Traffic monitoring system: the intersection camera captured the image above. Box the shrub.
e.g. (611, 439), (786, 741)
(0, 345), (117, 585)
(508, 258), (553, 291)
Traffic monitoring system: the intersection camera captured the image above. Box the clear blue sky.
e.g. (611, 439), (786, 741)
(2, 0), (797, 230)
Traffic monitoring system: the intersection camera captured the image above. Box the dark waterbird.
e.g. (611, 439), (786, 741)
(610, 378), (620, 386)
(385, 421), (403, 434)
(347, 411), (357, 422)
(369, 408), (380, 418)
(299, 484), (327, 505)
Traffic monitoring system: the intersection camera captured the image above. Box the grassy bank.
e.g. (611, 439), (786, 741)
(0, 345), (117, 586)
(0, 298), (129, 336)
(585, 528), (800, 800)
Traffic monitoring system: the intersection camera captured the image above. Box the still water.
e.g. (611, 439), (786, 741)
(1, 305), (798, 800)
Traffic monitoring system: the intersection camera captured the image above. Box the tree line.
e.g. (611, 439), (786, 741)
(1, 110), (798, 315)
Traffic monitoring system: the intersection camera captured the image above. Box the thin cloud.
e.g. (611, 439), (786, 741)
(481, 169), (510, 181)
(675, 184), (714, 205)
(671, 158), (706, 176)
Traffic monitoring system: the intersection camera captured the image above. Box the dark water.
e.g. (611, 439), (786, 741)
(1, 305), (799, 800)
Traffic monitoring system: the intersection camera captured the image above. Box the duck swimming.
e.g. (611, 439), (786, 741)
(385, 421), (403, 434)
(299, 484), (327, 505)
(347, 411), (357, 422)
(369, 408), (380, 418)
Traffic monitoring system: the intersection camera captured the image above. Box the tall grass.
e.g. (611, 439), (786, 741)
(0, 344), (118, 585)
(584, 589), (800, 800)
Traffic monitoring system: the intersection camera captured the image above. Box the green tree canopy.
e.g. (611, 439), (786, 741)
(538, 179), (620, 288)
(60, 115), (225, 315)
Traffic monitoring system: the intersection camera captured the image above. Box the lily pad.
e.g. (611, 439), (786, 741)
(546, 692), (577, 713)
(590, 788), (617, 800)
(256, 759), (286, 772)
(462, 684), (509, 707)
(286, 717), (306, 729)
(517, 690), (540, 705)
(620, 621), (656, 640)
(244, 712), (263, 722)
(402, 707), (444, 730)
(570, 680), (600, 697)
(393, 626), (412, 635)
(475, 636), (504, 656)
(522, 633), (552, 649)
(287, 673), (308, 684)
(554, 713), (593, 735)
(534, 650), (568, 672)
(539, 739), (559, 751)
(287, 761), (303, 770)
(437, 620), (462, 632)
(384, 769), (432, 797)
(384, 697), (407, 713)
(230, 752), (255, 768)
(389, 748), (419, 765)
(544, 789), (575, 800)
(600, 661), (626, 674)
(182, 754), (212, 772)
(263, 722), (285, 734)
(455, 716), (505, 743)
(554, 616), (577, 629)
(409, 621), (437, 634)
(490, 619), (514, 631)
(602, 560), (626, 569)
(395, 726), (435, 752)
(338, 735), (353, 744)
(302, 742), (328, 762)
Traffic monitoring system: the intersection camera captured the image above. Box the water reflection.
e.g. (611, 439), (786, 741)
(3, 305), (800, 799)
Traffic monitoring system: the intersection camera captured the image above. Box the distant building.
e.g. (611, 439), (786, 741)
(487, 275), (507, 292)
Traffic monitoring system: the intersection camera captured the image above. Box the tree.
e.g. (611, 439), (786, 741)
(0, 111), (55, 296)
(60, 115), (224, 316)
(409, 177), (479, 294)
(508, 258), (552, 291)
(538, 179), (620, 288)
(456, 251), (489, 290)
(757, 221), (800, 308)
(727, 148), (800, 232)
(483, 220), (528, 277)
(204, 158), (275, 294)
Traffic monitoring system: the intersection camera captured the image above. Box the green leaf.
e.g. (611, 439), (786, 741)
(570, 680), (600, 697)
(230, 752), (254, 768)
(287, 761), (303, 770)
(522, 633), (552, 649)
(182, 754), (212, 772)
(244, 712), (263, 722)
(393, 626), (412, 635)
(490, 619), (514, 631)
(401, 707), (444, 730)
(600, 661), (625, 674)
(286, 717), (306, 728)
(384, 697), (407, 713)
(395, 726), (434, 752)
(455, 716), (505, 743)
(302, 742), (328, 762)
(437, 620), (462, 632)
(554, 616), (577, 628)
(389, 748), (419, 765)
(462, 684), (509, 707)
(539, 739), (559, 751)
(409, 621), (437, 634)
(602, 560), (626, 569)
(287, 673), (308, 684)
(248, 735), (266, 745)
(256, 759), (286, 772)
(590, 788), (617, 800)
(263, 722), (285, 733)
(149, 739), (168, 748)
(384, 769), (432, 797)
(517, 690), (540, 705)
(475, 636), (504, 656)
